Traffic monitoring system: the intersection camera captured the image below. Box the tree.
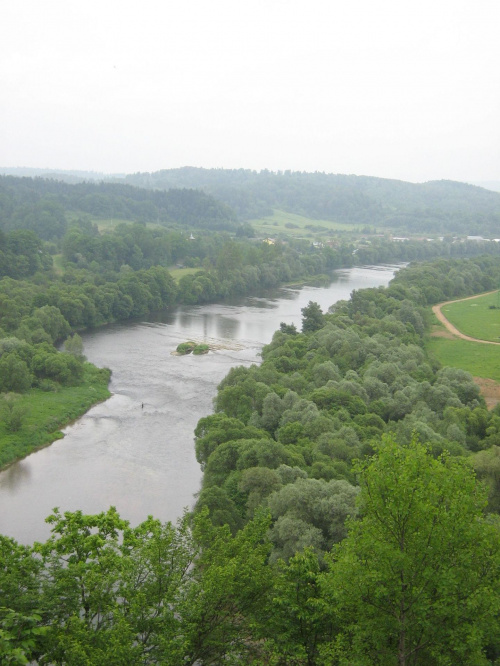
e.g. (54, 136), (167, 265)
(0, 393), (28, 432)
(258, 548), (333, 665)
(63, 333), (85, 359)
(301, 301), (324, 333)
(322, 436), (500, 665)
(0, 354), (32, 393)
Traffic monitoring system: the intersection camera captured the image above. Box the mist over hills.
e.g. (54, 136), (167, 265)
(1, 167), (499, 237)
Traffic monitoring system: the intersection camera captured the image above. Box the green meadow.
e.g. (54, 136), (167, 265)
(248, 209), (363, 239)
(440, 291), (500, 343)
(52, 253), (65, 274)
(428, 313), (500, 382)
(168, 266), (201, 282)
(0, 364), (111, 469)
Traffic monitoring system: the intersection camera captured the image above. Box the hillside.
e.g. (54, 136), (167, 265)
(1, 169), (500, 238)
(0, 175), (237, 239)
(123, 168), (500, 236)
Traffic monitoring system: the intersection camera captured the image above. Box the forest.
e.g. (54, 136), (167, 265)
(2, 169), (500, 238)
(2, 253), (500, 664)
(123, 168), (500, 236)
(0, 175), (237, 239)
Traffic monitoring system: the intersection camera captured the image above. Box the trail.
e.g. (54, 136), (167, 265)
(432, 291), (500, 346)
(431, 291), (500, 409)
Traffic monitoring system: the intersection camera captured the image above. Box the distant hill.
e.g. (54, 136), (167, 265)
(1, 168), (499, 237)
(123, 168), (500, 236)
(0, 175), (237, 239)
(0, 167), (116, 183)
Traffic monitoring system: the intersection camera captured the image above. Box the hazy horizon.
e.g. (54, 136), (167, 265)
(2, 1), (499, 183)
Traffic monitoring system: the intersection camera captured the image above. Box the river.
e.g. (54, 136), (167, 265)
(0, 265), (401, 543)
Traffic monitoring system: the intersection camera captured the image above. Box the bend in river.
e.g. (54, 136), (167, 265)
(0, 265), (401, 543)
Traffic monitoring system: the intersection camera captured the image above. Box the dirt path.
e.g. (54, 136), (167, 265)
(431, 291), (500, 409)
(432, 291), (500, 346)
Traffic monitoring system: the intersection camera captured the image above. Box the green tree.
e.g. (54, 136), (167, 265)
(322, 436), (500, 665)
(301, 301), (324, 333)
(0, 393), (28, 432)
(63, 333), (85, 359)
(258, 548), (333, 665)
(0, 354), (32, 393)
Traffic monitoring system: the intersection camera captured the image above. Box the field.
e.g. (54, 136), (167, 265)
(168, 266), (201, 282)
(440, 291), (500, 342)
(52, 253), (65, 274)
(247, 209), (363, 239)
(0, 364), (111, 469)
(427, 334), (500, 383)
(93, 218), (164, 232)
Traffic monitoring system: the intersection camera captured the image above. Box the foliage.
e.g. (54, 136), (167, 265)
(0, 507), (272, 664)
(176, 341), (197, 354)
(0, 175), (237, 237)
(123, 167), (500, 236)
(192, 343), (209, 355)
(321, 436), (500, 665)
(301, 301), (324, 333)
(2, 253), (500, 661)
(0, 364), (110, 469)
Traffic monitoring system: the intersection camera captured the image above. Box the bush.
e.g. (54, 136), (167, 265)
(193, 344), (209, 355)
(176, 341), (197, 354)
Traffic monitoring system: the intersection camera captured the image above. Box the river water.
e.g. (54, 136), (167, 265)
(0, 265), (400, 543)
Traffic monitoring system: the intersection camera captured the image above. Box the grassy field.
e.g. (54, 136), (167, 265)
(52, 253), (65, 274)
(0, 364), (111, 469)
(248, 209), (363, 239)
(440, 291), (500, 343)
(93, 218), (164, 232)
(427, 334), (500, 382)
(168, 266), (201, 282)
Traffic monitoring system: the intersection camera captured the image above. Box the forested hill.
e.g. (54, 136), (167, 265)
(2, 168), (500, 237)
(124, 167), (500, 235)
(0, 176), (237, 239)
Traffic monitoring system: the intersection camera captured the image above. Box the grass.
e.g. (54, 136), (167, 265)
(427, 335), (500, 382)
(52, 254), (65, 275)
(440, 291), (500, 343)
(168, 266), (201, 282)
(93, 218), (164, 232)
(0, 364), (111, 470)
(247, 209), (362, 239)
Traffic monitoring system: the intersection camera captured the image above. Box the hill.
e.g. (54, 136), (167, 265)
(0, 175), (237, 239)
(123, 168), (500, 236)
(1, 168), (500, 238)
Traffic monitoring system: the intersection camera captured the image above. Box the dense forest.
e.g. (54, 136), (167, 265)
(0, 176), (237, 239)
(2, 169), (500, 238)
(123, 167), (500, 236)
(2, 255), (500, 664)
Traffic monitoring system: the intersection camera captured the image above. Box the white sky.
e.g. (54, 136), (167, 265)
(1, 0), (499, 182)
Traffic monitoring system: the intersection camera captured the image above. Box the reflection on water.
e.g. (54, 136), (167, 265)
(0, 460), (32, 489)
(0, 265), (401, 544)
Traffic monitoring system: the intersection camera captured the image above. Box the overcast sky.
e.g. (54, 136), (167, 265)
(1, 0), (499, 183)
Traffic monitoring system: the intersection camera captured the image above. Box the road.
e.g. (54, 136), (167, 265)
(432, 291), (500, 346)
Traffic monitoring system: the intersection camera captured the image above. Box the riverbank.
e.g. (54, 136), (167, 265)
(0, 364), (111, 470)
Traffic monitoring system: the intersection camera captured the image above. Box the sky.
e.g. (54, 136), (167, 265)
(1, 0), (499, 183)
